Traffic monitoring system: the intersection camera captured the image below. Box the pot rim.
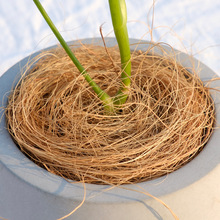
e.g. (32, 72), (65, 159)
(0, 37), (219, 203)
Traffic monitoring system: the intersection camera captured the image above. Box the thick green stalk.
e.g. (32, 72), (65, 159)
(33, 0), (114, 113)
(108, 0), (131, 106)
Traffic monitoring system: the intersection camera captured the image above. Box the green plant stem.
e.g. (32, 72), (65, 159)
(108, 0), (131, 106)
(33, 0), (114, 113)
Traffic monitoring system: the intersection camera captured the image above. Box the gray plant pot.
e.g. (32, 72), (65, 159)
(0, 38), (220, 220)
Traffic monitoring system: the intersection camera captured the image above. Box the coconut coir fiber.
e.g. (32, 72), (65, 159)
(6, 42), (215, 185)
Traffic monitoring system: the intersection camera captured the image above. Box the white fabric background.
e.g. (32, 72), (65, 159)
(1, 0), (220, 77)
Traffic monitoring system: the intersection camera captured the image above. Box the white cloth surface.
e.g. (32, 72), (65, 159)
(0, 0), (220, 76)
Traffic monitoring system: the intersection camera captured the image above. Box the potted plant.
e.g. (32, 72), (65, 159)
(1, 0), (220, 220)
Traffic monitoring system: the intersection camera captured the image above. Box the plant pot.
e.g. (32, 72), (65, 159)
(0, 38), (220, 220)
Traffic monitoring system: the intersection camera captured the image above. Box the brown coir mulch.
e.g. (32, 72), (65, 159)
(6, 42), (215, 185)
